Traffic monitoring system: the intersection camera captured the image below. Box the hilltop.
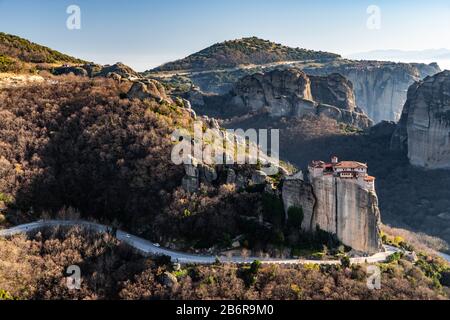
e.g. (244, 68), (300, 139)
(0, 32), (87, 73)
(151, 37), (340, 72)
(148, 38), (440, 124)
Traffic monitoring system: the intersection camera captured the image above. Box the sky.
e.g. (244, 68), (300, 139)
(0, 0), (450, 71)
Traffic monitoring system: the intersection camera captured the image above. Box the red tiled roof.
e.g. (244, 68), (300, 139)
(364, 176), (376, 182)
(334, 161), (367, 169)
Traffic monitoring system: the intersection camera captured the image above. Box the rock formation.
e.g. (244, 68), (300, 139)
(304, 61), (441, 123)
(231, 68), (313, 117)
(282, 157), (383, 254)
(127, 80), (173, 104)
(309, 73), (356, 111)
(310, 175), (382, 254)
(391, 71), (450, 169)
(150, 39), (441, 124)
(53, 62), (140, 81)
(175, 121), (289, 193)
(228, 68), (373, 129)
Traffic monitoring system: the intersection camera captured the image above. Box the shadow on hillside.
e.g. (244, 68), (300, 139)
(11, 81), (185, 238)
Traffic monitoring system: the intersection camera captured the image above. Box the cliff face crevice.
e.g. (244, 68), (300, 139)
(282, 174), (383, 254)
(392, 71), (450, 169)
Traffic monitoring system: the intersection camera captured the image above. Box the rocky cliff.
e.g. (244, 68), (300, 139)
(53, 62), (140, 81)
(304, 61), (441, 123)
(149, 38), (441, 124)
(309, 73), (356, 111)
(228, 68), (373, 129)
(282, 172), (383, 254)
(391, 71), (450, 169)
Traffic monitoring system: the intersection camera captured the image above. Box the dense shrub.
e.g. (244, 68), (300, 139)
(0, 289), (14, 300)
(262, 193), (284, 227)
(0, 32), (86, 64)
(0, 77), (268, 250)
(0, 55), (18, 72)
(288, 206), (304, 228)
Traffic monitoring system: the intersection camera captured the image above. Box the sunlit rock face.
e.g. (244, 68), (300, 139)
(309, 175), (382, 254)
(230, 68), (373, 129)
(304, 62), (441, 123)
(309, 73), (357, 112)
(282, 164), (383, 255)
(393, 71), (450, 169)
(232, 68), (313, 116)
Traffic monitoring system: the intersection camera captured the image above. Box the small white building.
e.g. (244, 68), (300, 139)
(308, 156), (375, 191)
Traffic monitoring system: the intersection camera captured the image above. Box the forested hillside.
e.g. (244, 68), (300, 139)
(153, 37), (340, 72)
(0, 32), (86, 72)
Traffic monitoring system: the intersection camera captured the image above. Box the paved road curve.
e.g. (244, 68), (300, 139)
(0, 220), (401, 265)
(150, 60), (306, 79)
(439, 252), (450, 263)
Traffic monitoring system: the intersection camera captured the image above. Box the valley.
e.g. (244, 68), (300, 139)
(144, 37), (450, 250)
(0, 31), (449, 301)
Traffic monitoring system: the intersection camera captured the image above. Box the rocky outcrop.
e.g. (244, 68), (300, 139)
(282, 170), (383, 254)
(304, 61), (441, 123)
(229, 68), (373, 129)
(95, 62), (140, 79)
(161, 272), (178, 288)
(316, 104), (373, 129)
(127, 80), (173, 104)
(155, 54), (440, 124)
(309, 73), (356, 111)
(392, 71), (450, 169)
(232, 68), (313, 116)
(390, 82), (421, 151)
(177, 122), (289, 193)
(53, 62), (140, 81)
(150, 36), (441, 124)
(251, 170), (268, 185)
(53, 66), (88, 77)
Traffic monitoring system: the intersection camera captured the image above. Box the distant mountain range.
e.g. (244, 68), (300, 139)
(347, 49), (450, 62)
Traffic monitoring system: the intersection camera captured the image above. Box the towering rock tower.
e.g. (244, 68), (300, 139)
(392, 71), (450, 169)
(282, 157), (383, 254)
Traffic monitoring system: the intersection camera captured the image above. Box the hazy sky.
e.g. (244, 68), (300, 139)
(1, 0), (449, 71)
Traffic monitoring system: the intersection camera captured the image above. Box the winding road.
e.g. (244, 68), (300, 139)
(0, 220), (403, 265)
(149, 60), (307, 79)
